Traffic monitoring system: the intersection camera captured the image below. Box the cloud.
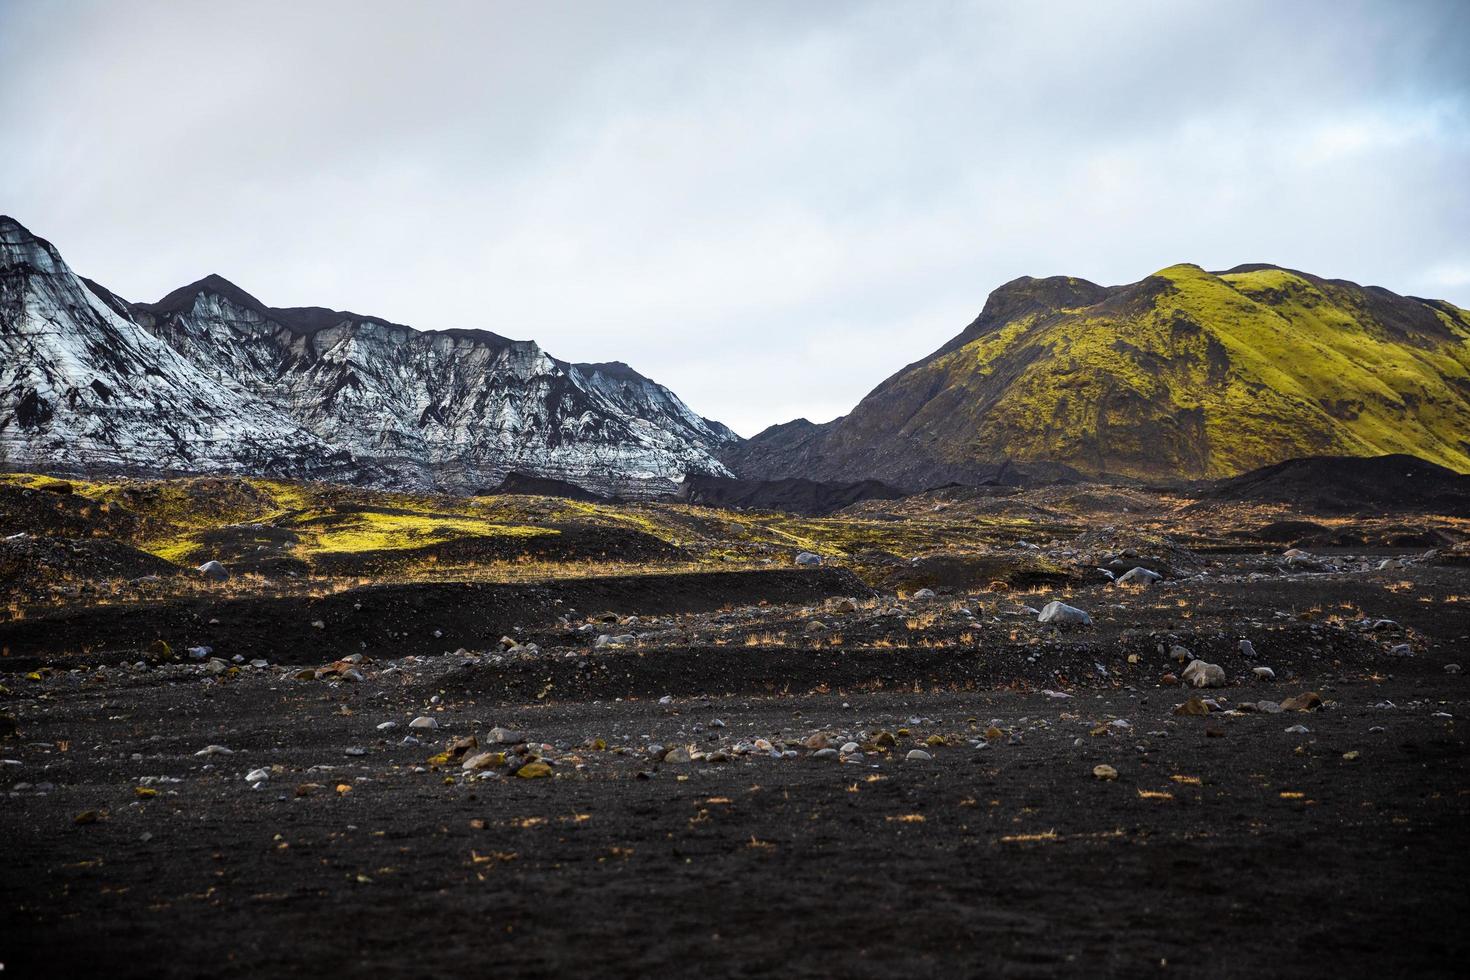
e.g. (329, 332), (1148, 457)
(3, 0), (1468, 435)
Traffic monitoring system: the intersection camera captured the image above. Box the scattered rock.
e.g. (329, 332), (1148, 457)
(196, 560), (229, 582)
(1181, 659), (1227, 689)
(1092, 764), (1119, 780)
(1280, 692), (1323, 712)
(1037, 601), (1091, 627)
(1115, 567), (1162, 586)
(905, 749), (932, 761)
(794, 552), (823, 567)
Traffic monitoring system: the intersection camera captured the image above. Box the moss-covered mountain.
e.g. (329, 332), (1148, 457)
(726, 264), (1470, 486)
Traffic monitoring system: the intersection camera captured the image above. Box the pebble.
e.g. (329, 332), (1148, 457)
(1252, 667), (1275, 680)
(487, 727), (526, 744)
(1285, 724), (1311, 734)
(1238, 639), (1257, 658)
(1446, 664), (1462, 674)
(1092, 764), (1119, 780)
(245, 768), (269, 783)
(812, 748), (839, 760)
(408, 716), (438, 730)
(794, 552), (823, 566)
(905, 749), (932, 761)
(194, 744), (233, 756)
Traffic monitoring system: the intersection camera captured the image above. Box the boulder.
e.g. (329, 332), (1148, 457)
(1037, 601), (1091, 627)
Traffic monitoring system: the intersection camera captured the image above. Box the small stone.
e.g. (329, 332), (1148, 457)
(905, 749), (933, 761)
(408, 716), (438, 730)
(1280, 692), (1322, 712)
(812, 748), (839, 760)
(912, 588), (937, 600)
(1285, 724), (1311, 734)
(663, 746), (692, 764)
(794, 552), (823, 567)
(1092, 764), (1118, 780)
(1173, 696), (1211, 717)
(1181, 660), (1227, 689)
(1446, 664), (1462, 674)
(1252, 667), (1276, 680)
(487, 726), (525, 744)
(516, 761), (552, 779)
(462, 751), (505, 771)
(245, 768), (270, 783)
(194, 744), (233, 756)
(1238, 639), (1258, 658)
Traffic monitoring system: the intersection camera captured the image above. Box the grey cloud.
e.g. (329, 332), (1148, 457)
(3, 0), (1467, 436)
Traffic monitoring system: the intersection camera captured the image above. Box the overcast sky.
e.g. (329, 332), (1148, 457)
(3, 1), (1468, 436)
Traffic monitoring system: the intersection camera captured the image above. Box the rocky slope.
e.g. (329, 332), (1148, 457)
(1, 216), (737, 496)
(725, 264), (1470, 486)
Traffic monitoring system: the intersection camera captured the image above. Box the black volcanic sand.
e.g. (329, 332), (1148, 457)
(2, 555), (1469, 977)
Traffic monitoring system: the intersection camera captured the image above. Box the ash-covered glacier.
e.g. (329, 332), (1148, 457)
(1, 216), (738, 497)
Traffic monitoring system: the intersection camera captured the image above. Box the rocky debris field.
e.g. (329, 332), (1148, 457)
(2, 523), (1468, 977)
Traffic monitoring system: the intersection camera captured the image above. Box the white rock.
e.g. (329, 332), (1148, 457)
(245, 768), (269, 783)
(905, 749), (933, 761)
(408, 716), (438, 730)
(1115, 567), (1162, 586)
(1252, 667), (1276, 680)
(1181, 659), (1227, 688)
(196, 560), (229, 582)
(1037, 601), (1091, 627)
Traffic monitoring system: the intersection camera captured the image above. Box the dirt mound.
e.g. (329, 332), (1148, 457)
(0, 567), (871, 668)
(484, 473), (616, 502)
(1205, 454), (1470, 515)
(0, 481), (141, 538)
(677, 474), (907, 516)
(310, 524), (686, 575)
(878, 553), (1078, 593)
(0, 535), (179, 588)
(184, 524), (310, 577)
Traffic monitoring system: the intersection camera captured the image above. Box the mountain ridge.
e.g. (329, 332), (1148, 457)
(723, 261), (1470, 486)
(1, 215), (738, 496)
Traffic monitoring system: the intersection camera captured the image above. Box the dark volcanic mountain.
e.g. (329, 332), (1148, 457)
(1, 216), (738, 496)
(725, 264), (1470, 487)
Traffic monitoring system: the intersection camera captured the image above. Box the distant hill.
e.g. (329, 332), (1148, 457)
(724, 264), (1470, 487)
(676, 474), (907, 516)
(1202, 454), (1470, 516)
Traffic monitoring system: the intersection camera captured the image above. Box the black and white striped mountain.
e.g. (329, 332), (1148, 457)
(0, 216), (738, 497)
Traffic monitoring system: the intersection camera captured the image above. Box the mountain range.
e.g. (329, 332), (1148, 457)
(1, 216), (738, 497)
(5, 214), (1469, 494)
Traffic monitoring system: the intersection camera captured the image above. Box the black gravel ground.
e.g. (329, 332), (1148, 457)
(2, 550), (1468, 977)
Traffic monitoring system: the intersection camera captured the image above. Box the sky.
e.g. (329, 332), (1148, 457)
(2, 1), (1468, 436)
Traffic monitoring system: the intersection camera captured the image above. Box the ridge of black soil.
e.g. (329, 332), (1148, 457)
(0, 568), (870, 668)
(1204, 454), (1470, 515)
